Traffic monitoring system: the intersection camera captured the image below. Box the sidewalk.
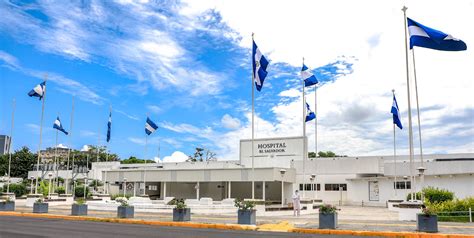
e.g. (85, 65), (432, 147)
(11, 204), (474, 235)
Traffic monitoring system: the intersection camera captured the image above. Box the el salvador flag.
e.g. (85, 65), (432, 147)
(301, 63), (318, 87)
(391, 95), (403, 130)
(53, 117), (68, 135)
(145, 117), (158, 135)
(252, 40), (269, 91)
(305, 102), (316, 122)
(106, 111), (112, 142)
(408, 18), (467, 51)
(28, 81), (46, 100)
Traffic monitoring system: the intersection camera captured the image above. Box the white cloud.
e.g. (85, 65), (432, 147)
(115, 109), (140, 121)
(146, 105), (162, 114)
(221, 114), (241, 129)
(161, 151), (188, 163)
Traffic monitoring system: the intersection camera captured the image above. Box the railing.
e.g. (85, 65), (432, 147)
(437, 208), (473, 223)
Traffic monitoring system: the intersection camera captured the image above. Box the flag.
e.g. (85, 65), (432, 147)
(305, 102), (316, 122)
(408, 18), (467, 51)
(145, 117), (158, 135)
(391, 95), (403, 130)
(301, 63), (318, 87)
(53, 116), (68, 135)
(28, 81), (46, 100)
(106, 111), (112, 142)
(252, 40), (269, 91)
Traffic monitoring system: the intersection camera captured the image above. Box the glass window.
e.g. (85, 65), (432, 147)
(324, 184), (347, 191)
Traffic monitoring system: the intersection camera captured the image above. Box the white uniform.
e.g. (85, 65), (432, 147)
(292, 192), (301, 216)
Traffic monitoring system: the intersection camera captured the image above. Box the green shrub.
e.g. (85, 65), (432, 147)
(74, 185), (91, 198)
(406, 187), (454, 203)
(167, 198), (187, 209)
(3, 183), (27, 197)
(319, 204), (337, 214)
(111, 194), (131, 200)
(427, 196), (474, 222)
(406, 192), (422, 201)
(55, 186), (65, 195)
(234, 199), (255, 211)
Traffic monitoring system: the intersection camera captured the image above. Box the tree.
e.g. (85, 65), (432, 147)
(89, 179), (104, 191)
(0, 147), (36, 179)
(318, 151), (337, 157)
(120, 156), (155, 164)
(205, 149), (217, 161)
(194, 148), (204, 162)
(308, 152), (317, 158)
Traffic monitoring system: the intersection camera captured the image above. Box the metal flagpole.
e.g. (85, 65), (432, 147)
(144, 133), (148, 196)
(251, 33), (255, 200)
(105, 105), (111, 194)
(66, 97), (74, 195)
(412, 48), (425, 200)
(35, 75), (47, 194)
(392, 89), (397, 197)
(402, 6), (416, 201)
(6, 98), (16, 194)
(95, 126), (100, 193)
(54, 128), (59, 191)
(314, 85), (318, 156)
(302, 78), (306, 199)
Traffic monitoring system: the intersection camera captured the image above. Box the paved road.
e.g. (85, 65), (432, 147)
(0, 216), (373, 238)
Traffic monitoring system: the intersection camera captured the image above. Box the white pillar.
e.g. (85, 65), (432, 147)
(262, 181), (266, 201)
(133, 182), (136, 197)
(163, 182), (167, 198)
(228, 181), (231, 199)
(281, 181), (284, 206)
(196, 182), (200, 200)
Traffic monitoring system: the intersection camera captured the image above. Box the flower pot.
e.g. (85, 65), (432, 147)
(33, 203), (49, 213)
(237, 209), (256, 225)
(416, 214), (438, 233)
(319, 213), (338, 229)
(0, 201), (15, 211)
(173, 208), (191, 222)
(71, 204), (88, 216)
(117, 206), (134, 218)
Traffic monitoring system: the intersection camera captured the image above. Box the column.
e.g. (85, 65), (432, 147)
(196, 181), (200, 200)
(228, 181), (231, 199)
(163, 182), (167, 199)
(133, 182), (136, 197)
(262, 181), (266, 201)
(281, 181), (284, 206)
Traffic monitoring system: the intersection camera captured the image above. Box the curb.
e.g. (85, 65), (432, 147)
(1, 212), (472, 237)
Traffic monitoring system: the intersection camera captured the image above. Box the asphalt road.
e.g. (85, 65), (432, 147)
(0, 216), (373, 238)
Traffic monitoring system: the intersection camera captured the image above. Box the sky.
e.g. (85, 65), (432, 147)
(0, 0), (473, 163)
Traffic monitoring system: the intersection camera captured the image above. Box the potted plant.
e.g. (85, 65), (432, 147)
(417, 205), (438, 233)
(319, 204), (338, 229)
(116, 197), (134, 218)
(71, 198), (88, 216)
(168, 198), (191, 222)
(0, 197), (15, 211)
(235, 199), (256, 225)
(33, 198), (48, 213)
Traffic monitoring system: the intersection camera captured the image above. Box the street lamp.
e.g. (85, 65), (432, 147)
(30, 176), (35, 194)
(84, 178), (88, 200)
(48, 172), (53, 199)
(279, 169), (286, 206)
(123, 178), (127, 197)
(417, 167), (426, 201)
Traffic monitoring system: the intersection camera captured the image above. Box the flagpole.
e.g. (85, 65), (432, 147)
(314, 82), (318, 199)
(105, 105), (111, 194)
(6, 98), (16, 194)
(412, 48), (425, 201)
(96, 125), (100, 192)
(144, 113), (149, 196)
(65, 97), (74, 195)
(402, 6), (416, 201)
(392, 89), (398, 197)
(54, 127), (59, 191)
(35, 75), (47, 194)
(302, 57), (307, 199)
(251, 33), (255, 200)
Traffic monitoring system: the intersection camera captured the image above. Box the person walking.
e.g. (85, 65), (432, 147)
(292, 190), (301, 216)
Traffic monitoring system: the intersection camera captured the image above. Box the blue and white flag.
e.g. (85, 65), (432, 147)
(145, 117), (158, 135)
(391, 95), (403, 130)
(301, 63), (318, 87)
(28, 81), (46, 100)
(252, 40), (269, 91)
(408, 18), (467, 51)
(305, 102), (316, 122)
(53, 117), (68, 135)
(106, 111), (112, 142)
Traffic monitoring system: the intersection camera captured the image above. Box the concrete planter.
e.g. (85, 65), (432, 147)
(117, 206), (134, 218)
(319, 213), (338, 229)
(71, 204), (88, 216)
(173, 208), (191, 222)
(417, 214), (438, 233)
(0, 201), (15, 211)
(237, 209), (256, 225)
(33, 203), (49, 213)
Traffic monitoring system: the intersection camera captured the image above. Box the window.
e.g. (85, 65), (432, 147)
(324, 184), (347, 191)
(299, 184), (321, 191)
(148, 185), (158, 191)
(394, 181), (411, 189)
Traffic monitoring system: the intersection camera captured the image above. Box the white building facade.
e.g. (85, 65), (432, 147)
(28, 136), (474, 206)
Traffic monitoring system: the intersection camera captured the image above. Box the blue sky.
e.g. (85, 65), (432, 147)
(1, 0), (473, 162)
